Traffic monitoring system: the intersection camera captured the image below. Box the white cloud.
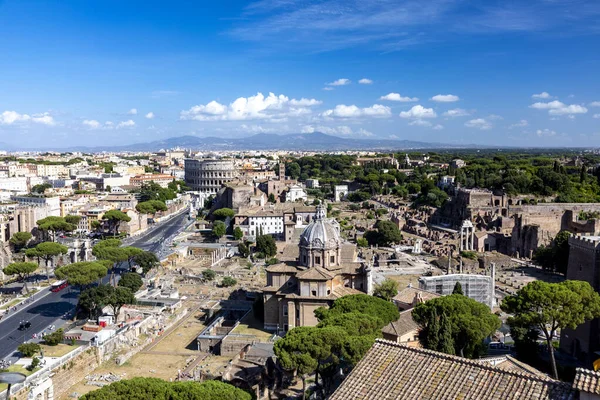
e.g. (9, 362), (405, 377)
(532, 92), (552, 99)
(465, 118), (492, 130)
(409, 119), (432, 127)
(322, 104), (391, 118)
(590, 101), (600, 107)
(327, 78), (351, 86)
(358, 78), (373, 84)
(509, 119), (529, 128)
(430, 94), (459, 102)
(442, 108), (470, 117)
(289, 98), (322, 106)
(31, 112), (55, 126)
(379, 93), (418, 102)
(536, 129), (556, 137)
(433, 124), (444, 130)
(529, 100), (565, 110)
(530, 100), (588, 116)
(301, 125), (372, 136)
(593, 114), (600, 119)
(399, 105), (437, 119)
(145, 112), (155, 119)
(83, 120), (101, 129)
(322, 87), (334, 91)
(181, 92), (321, 122)
(0, 110), (55, 126)
(548, 104), (588, 116)
(117, 120), (136, 128)
(127, 108), (138, 115)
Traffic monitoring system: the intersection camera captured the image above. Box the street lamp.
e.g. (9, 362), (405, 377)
(0, 372), (26, 399)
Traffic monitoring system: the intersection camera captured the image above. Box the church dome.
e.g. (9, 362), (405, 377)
(299, 203), (341, 250)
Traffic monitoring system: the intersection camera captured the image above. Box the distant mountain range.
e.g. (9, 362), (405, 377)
(1, 132), (479, 152)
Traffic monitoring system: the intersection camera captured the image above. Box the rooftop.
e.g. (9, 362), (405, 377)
(330, 339), (575, 400)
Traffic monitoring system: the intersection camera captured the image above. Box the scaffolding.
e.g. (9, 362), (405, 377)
(419, 273), (494, 308)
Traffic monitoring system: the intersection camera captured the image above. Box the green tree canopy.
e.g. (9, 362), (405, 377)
(212, 208), (235, 220)
(78, 284), (113, 319)
(135, 200), (167, 215)
(133, 251), (159, 274)
(501, 280), (600, 379)
(315, 294), (399, 326)
(18, 343), (40, 357)
(139, 182), (177, 203)
(364, 220), (402, 247)
(65, 215), (82, 226)
(202, 269), (216, 281)
(221, 276), (237, 287)
(452, 282), (464, 295)
(102, 210), (131, 236)
(373, 278), (399, 301)
(233, 226), (243, 240)
(55, 261), (108, 287)
(80, 377), (251, 400)
(3, 262), (38, 292)
(256, 234), (277, 258)
(9, 231), (32, 251)
(106, 286), (135, 317)
(36, 216), (76, 240)
(118, 272), (144, 293)
(412, 294), (500, 358)
(212, 220), (226, 239)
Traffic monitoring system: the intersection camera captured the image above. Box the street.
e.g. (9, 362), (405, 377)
(0, 210), (191, 361)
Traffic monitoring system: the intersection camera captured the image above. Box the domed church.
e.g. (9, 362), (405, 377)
(262, 203), (371, 332)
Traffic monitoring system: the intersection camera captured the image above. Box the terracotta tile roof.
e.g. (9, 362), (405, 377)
(265, 263), (299, 273)
(332, 286), (363, 298)
(330, 339), (576, 400)
(393, 286), (440, 306)
(479, 356), (548, 378)
(381, 310), (419, 338)
(296, 267), (334, 281)
(573, 368), (600, 395)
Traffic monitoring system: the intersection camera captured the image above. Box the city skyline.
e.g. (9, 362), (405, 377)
(1, 0), (600, 148)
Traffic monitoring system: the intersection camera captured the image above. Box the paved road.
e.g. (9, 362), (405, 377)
(0, 210), (190, 361)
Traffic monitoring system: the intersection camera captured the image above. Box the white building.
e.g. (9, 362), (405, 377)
(0, 177), (29, 192)
(286, 185), (308, 203)
(11, 195), (61, 217)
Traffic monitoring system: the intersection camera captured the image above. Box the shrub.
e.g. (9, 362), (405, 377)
(18, 343), (41, 357)
(43, 328), (65, 346)
(221, 277), (237, 287)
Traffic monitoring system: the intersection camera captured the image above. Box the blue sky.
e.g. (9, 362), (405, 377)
(1, 0), (600, 148)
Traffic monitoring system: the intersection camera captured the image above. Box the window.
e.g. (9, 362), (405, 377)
(312, 290), (317, 296)
(303, 255), (307, 264)
(327, 289), (331, 295)
(315, 256), (321, 265)
(283, 305), (288, 316)
(330, 255), (335, 263)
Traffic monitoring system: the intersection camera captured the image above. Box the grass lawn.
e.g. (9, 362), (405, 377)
(231, 312), (273, 341)
(0, 364), (38, 392)
(0, 299), (22, 310)
(39, 343), (80, 358)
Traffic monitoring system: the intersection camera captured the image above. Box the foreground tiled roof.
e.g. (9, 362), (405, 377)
(573, 368), (600, 395)
(330, 340), (576, 400)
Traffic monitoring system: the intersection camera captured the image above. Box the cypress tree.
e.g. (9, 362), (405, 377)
(452, 282), (464, 295)
(425, 308), (439, 350)
(438, 312), (455, 355)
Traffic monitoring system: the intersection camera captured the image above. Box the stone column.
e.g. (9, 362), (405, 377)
(460, 229), (464, 251)
(470, 227), (474, 251)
